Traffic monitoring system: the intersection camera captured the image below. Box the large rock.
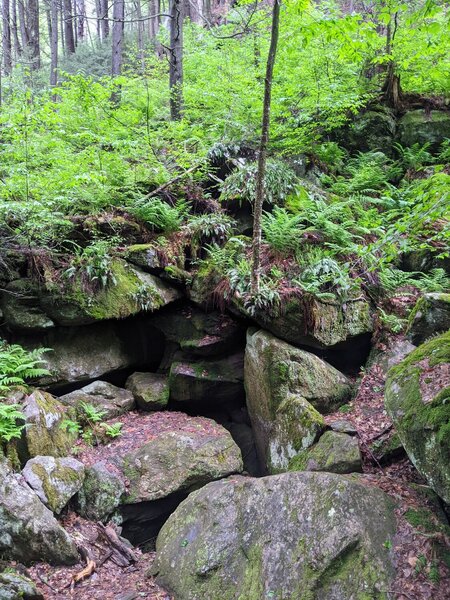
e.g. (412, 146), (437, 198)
(40, 259), (182, 325)
(0, 457), (78, 565)
(340, 105), (397, 153)
(125, 372), (169, 411)
(289, 430), (362, 474)
(245, 329), (351, 472)
(169, 353), (244, 405)
(22, 456), (85, 514)
(18, 317), (165, 386)
(385, 331), (450, 503)
(0, 570), (43, 600)
(77, 461), (125, 522)
(407, 293), (450, 345)
(0, 279), (55, 333)
(19, 391), (77, 461)
(120, 424), (243, 504)
(60, 380), (135, 420)
(152, 472), (396, 600)
(398, 109), (450, 151)
(367, 337), (416, 376)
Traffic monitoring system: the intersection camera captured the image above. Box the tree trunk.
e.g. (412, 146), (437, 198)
(110, 0), (124, 103)
(63, 0), (76, 53)
(149, 0), (160, 39)
(2, 0), (13, 74)
(251, 0), (281, 295)
(101, 0), (109, 39)
(95, 0), (101, 38)
(11, 0), (21, 59)
(60, 5), (65, 54)
(50, 0), (58, 90)
(28, 0), (40, 69)
(169, 0), (183, 120)
(135, 0), (145, 73)
(76, 0), (86, 42)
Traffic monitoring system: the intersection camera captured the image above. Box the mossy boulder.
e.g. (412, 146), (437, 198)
(369, 431), (404, 464)
(245, 329), (351, 472)
(119, 420), (243, 504)
(41, 259), (181, 324)
(20, 391), (77, 461)
(0, 457), (78, 565)
(341, 105), (397, 153)
(152, 471), (396, 600)
(289, 431), (362, 474)
(169, 353), (244, 405)
(125, 372), (169, 411)
(407, 293), (450, 345)
(385, 331), (450, 503)
(77, 461), (126, 522)
(1, 279), (55, 333)
(124, 243), (165, 273)
(398, 109), (450, 151)
(22, 456), (85, 514)
(0, 570), (43, 600)
(60, 380), (135, 420)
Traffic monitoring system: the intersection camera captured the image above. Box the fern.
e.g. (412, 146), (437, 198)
(130, 198), (190, 233)
(393, 142), (434, 171)
(0, 403), (25, 444)
(0, 343), (51, 396)
(262, 207), (303, 254)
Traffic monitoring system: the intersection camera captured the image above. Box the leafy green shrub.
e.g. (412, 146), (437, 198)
(184, 212), (235, 249)
(64, 239), (118, 289)
(130, 198), (189, 233)
(294, 257), (358, 302)
(0, 343), (50, 397)
(313, 142), (347, 172)
(220, 159), (298, 206)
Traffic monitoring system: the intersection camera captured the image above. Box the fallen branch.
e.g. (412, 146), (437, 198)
(72, 544), (96, 587)
(367, 425), (393, 443)
(141, 164), (202, 200)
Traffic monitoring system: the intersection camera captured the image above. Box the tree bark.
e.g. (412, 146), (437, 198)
(101, 0), (109, 39)
(27, 0), (40, 69)
(251, 0), (281, 295)
(50, 0), (58, 90)
(135, 0), (145, 73)
(110, 0), (124, 103)
(169, 0), (183, 120)
(63, 0), (76, 53)
(2, 0), (13, 74)
(11, 0), (21, 59)
(76, 0), (86, 42)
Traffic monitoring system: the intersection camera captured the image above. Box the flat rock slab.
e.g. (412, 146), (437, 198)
(153, 471), (396, 600)
(125, 372), (169, 411)
(60, 380), (135, 420)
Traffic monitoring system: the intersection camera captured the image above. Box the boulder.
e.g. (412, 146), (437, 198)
(328, 419), (358, 435)
(22, 456), (85, 514)
(385, 331), (450, 503)
(369, 431), (405, 464)
(342, 105), (397, 153)
(407, 293), (450, 345)
(120, 424), (243, 504)
(398, 109), (450, 151)
(0, 457), (78, 565)
(0, 570), (43, 600)
(19, 391), (77, 461)
(152, 471), (396, 600)
(60, 380), (135, 420)
(125, 372), (169, 411)
(0, 279), (55, 333)
(40, 259), (182, 325)
(227, 423), (262, 476)
(289, 431), (362, 474)
(169, 353), (244, 405)
(367, 337), (416, 376)
(123, 243), (165, 273)
(77, 461), (125, 522)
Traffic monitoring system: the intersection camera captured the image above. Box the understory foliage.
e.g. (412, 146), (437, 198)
(0, 343), (50, 396)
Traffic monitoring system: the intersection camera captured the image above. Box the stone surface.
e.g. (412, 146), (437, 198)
(343, 106), (397, 153)
(22, 456), (85, 514)
(328, 419), (358, 435)
(125, 372), (169, 411)
(245, 329), (352, 472)
(60, 380), (135, 420)
(407, 293), (450, 345)
(289, 430), (362, 474)
(19, 391), (77, 461)
(385, 331), (450, 503)
(119, 422), (243, 504)
(367, 337), (416, 376)
(0, 457), (78, 565)
(398, 109), (450, 151)
(169, 353), (244, 405)
(153, 471), (396, 600)
(77, 461), (126, 522)
(123, 243), (165, 273)
(0, 570), (44, 600)
(369, 431), (405, 464)
(0, 279), (55, 333)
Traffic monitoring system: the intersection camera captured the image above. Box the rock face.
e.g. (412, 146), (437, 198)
(1, 279), (55, 333)
(407, 293), (450, 345)
(153, 472), (396, 600)
(289, 431), (362, 474)
(398, 109), (450, 151)
(385, 331), (450, 503)
(77, 461), (126, 522)
(0, 570), (44, 600)
(125, 372), (169, 410)
(252, 296), (373, 350)
(60, 380), (135, 420)
(367, 337), (416, 376)
(0, 457), (78, 565)
(245, 329), (352, 472)
(342, 105), (397, 153)
(22, 456), (85, 514)
(169, 353), (244, 405)
(19, 391), (77, 461)
(120, 424), (243, 504)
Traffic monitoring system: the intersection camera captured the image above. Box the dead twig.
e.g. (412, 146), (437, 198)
(141, 164), (202, 200)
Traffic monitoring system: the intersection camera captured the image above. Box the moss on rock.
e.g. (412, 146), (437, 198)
(289, 430), (362, 474)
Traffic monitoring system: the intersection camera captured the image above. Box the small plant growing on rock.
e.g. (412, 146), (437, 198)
(0, 342), (50, 397)
(100, 422), (123, 439)
(0, 404), (25, 445)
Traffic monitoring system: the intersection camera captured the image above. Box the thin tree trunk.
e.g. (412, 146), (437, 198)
(251, 0), (281, 295)
(63, 0), (75, 52)
(11, 0), (21, 59)
(95, 0), (101, 38)
(135, 0), (145, 73)
(101, 0), (109, 39)
(2, 0), (13, 74)
(76, 0), (86, 42)
(17, 0), (27, 49)
(169, 0), (183, 120)
(60, 4), (65, 54)
(110, 0), (124, 103)
(28, 0), (40, 69)
(50, 0), (58, 90)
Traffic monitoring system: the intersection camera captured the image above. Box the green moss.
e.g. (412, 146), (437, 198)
(238, 545), (264, 600)
(30, 461), (81, 511)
